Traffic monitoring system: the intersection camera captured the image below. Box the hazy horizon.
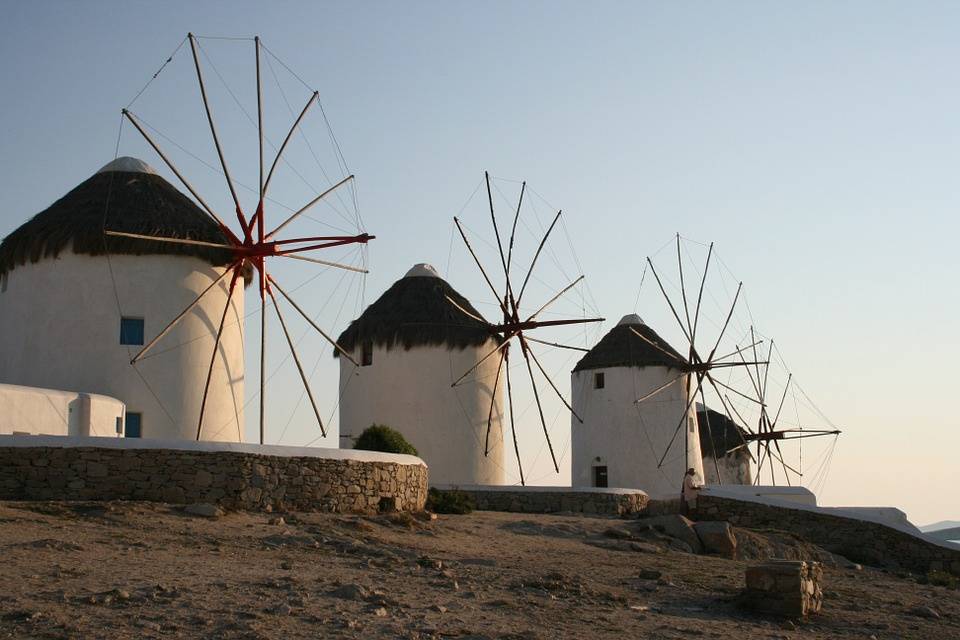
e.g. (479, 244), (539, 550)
(1, 2), (958, 526)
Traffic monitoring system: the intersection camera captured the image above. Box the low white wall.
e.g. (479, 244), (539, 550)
(0, 383), (123, 437)
(705, 484), (818, 506)
(0, 434), (426, 466)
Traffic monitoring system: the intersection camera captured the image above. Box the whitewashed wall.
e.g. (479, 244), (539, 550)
(702, 452), (752, 485)
(0, 250), (244, 442)
(571, 364), (705, 498)
(338, 342), (505, 485)
(0, 383), (124, 437)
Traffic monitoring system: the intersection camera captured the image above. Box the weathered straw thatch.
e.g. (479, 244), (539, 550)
(573, 318), (687, 372)
(697, 405), (750, 457)
(335, 272), (497, 356)
(0, 166), (234, 277)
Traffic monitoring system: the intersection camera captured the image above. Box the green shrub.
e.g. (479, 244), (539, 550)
(353, 424), (418, 456)
(925, 570), (958, 589)
(426, 488), (475, 515)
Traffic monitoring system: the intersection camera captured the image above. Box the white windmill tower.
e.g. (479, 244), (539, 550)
(571, 314), (704, 495)
(0, 157), (246, 441)
(336, 263), (506, 485)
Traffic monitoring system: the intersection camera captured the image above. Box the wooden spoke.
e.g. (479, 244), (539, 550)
(504, 347), (525, 486)
(197, 266), (242, 440)
(523, 336), (589, 352)
(105, 230), (234, 250)
(705, 281), (742, 362)
(268, 275), (360, 366)
(506, 181), (525, 278)
(525, 275), (584, 321)
(634, 372), (685, 404)
(522, 337), (582, 423)
(255, 35), (265, 200)
(262, 91), (319, 197)
(516, 209), (562, 307)
(266, 175), (355, 239)
(691, 241), (713, 346)
(628, 326), (687, 365)
(771, 373), (792, 428)
(259, 289), (266, 445)
(698, 384), (723, 484)
(772, 438), (792, 486)
(708, 375), (765, 405)
(444, 294), (488, 324)
(657, 373), (703, 468)
(712, 339), (764, 363)
(188, 33), (245, 232)
(702, 372), (758, 464)
(268, 286), (326, 438)
(677, 234), (694, 339)
(520, 341), (559, 473)
(130, 262), (239, 363)
(484, 349), (506, 456)
(278, 253), (368, 273)
(485, 171), (511, 295)
(454, 217), (509, 316)
(645, 257), (692, 344)
(121, 110), (238, 244)
(450, 336), (514, 388)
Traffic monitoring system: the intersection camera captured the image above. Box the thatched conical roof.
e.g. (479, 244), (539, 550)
(0, 157), (234, 277)
(697, 404), (750, 458)
(335, 263), (496, 357)
(573, 314), (687, 372)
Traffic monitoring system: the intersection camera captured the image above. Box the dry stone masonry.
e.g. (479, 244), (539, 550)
(743, 560), (823, 617)
(449, 487), (648, 515)
(694, 494), (960, 576)
(0, 443), (428, 513)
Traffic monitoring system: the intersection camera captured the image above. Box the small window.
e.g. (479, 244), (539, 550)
(125, 412), (142, 438)
(594, 372), (605, 389)
(361, 342), (373, 367)
(593, 465), (608, 488)
(120, 317), (144, 345)
(0, 272), (8, 293)
(688, 416), (696, 433)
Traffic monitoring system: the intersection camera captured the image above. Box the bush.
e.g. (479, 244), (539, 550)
(924, 570), (958, 589)
(353, 424), (418, 456)
(426, 488), (475, 515)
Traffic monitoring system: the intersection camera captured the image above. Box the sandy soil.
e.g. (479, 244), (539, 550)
(0, 501), (957, 639)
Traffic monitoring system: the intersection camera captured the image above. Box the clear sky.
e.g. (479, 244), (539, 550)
(2, 2), (958, 526)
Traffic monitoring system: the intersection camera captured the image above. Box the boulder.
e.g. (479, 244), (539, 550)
(743, 560), (823, 617)
(694, 521), (737, 558)
(642, 515), (702, 553)
(183, 503), (223, 518)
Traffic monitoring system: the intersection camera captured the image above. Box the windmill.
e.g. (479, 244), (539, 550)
(449, 172), (604, 485)
(105, 33), (372, 443)
(724, 335), (842, 486)
(640, 235), (840, 487)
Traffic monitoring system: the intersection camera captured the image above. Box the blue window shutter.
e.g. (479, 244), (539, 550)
(120, 317), (144, 345)
(124, 413), (142, 438)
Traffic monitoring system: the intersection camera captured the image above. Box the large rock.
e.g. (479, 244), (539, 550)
(642, 515), (702, 553)
(694, 521), (737, 558)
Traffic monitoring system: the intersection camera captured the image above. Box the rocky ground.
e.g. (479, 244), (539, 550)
(0, 500), (957, 639)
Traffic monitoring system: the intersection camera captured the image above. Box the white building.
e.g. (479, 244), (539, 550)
(0, 383), (125, 437)
(571, 314), (704, 498)
(0, 157), (245, 442)
(336, 263), (505, 485)
(697, 405), (752, 485)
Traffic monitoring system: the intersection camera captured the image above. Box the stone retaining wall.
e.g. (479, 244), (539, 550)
(0, 443), (428, 514)
(693, 494), (960, 576)
(441, 486), (648, 516)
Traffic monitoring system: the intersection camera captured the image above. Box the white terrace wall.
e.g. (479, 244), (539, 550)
(0, 250), (244, 442)
(0, 383), (124, 437)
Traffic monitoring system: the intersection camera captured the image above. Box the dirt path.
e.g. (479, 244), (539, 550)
(0, 501), (956, 639)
